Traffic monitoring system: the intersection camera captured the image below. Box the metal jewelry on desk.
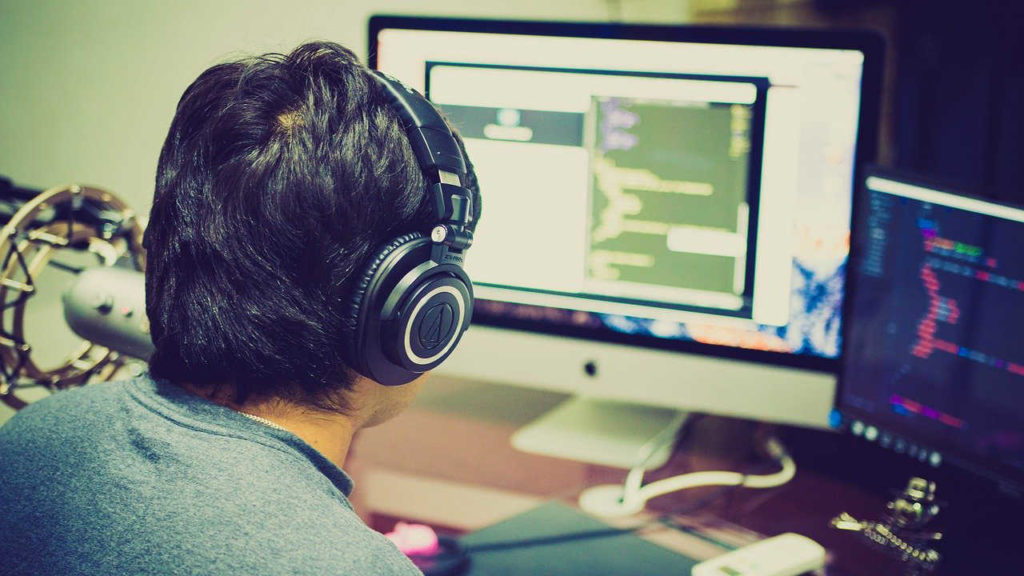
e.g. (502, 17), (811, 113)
(831, 477), (943, 575)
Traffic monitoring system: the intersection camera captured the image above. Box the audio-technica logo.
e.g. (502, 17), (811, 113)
(419, 302), (455, 350)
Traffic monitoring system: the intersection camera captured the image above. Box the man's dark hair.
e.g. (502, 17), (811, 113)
(144, 41), (477, 410)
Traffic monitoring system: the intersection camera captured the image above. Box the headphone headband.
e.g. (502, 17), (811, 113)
(372, 71), (467, 181)
(371, 71), (475, 260)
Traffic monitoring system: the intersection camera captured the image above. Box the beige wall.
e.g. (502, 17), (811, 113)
(0, 0), (691, 214)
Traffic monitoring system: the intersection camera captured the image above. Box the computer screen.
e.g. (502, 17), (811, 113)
(371, 17), (882, 428)
(840, 170), (1024, 494)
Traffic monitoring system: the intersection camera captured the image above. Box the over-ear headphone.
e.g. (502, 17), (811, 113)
(344, 70), (477, 386)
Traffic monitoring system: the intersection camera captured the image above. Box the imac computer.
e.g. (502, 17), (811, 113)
(370, 16), (883, 468)
(838, 169), (1024, 497)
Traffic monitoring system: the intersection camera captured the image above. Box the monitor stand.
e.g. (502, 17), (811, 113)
(510, 396), (689, 470)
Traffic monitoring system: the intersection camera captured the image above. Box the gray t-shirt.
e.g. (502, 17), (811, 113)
(0, 376), (422, 576)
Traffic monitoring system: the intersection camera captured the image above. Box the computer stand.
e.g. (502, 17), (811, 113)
(510, 396), (689, 471)
(511, 397), (798, 517)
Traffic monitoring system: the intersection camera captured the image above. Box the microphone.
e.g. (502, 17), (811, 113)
(63, 267), (153, 360)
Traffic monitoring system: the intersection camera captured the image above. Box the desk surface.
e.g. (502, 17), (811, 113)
(348, 377), (959, 576)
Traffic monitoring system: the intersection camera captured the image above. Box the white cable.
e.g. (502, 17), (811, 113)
(581, 436), (796, 516)
(627, 436), (795, 508)
(622, 411), (689, 499)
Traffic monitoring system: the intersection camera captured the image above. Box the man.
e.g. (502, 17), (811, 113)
(0, 41), (479, 575)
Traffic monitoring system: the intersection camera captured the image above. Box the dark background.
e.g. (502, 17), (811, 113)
(695, 0), (1024, 206)
(883, 0), (1023, 205)
(832, 0), (1023, 205)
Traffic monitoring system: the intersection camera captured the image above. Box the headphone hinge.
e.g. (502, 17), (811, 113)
(431, 182), (473, 227)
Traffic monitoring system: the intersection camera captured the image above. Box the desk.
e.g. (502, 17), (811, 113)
(347, 377), (938, 576)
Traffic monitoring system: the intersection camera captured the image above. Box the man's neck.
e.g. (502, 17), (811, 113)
(238, 403), (357, 469)
(180, 382), (358, 469)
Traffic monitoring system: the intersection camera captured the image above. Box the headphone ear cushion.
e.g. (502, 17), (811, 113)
(345, 231), (426, 363)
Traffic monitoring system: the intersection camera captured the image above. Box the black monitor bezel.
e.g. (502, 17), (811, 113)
(838, 165), (1024, 497)
(369, 15), (885, 375)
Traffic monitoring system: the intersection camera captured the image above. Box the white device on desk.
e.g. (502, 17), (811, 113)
(691, 533), (826, 576)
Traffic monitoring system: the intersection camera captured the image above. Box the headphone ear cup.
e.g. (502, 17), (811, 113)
(345, 232), (426, 375)
(346, 230), (473, 386)
(382, 267), (472, 372)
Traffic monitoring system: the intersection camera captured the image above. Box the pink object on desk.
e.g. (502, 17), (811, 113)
(385, 522), (441, 556)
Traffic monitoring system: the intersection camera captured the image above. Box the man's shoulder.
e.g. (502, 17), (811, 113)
(0, 380), (129, 442)
(113, 496), (421, 576)
(200, 512), (423, 576)
(0, 378), (421, 576)
(0, 379), (149, 498)
(0, 478), (420, 576)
